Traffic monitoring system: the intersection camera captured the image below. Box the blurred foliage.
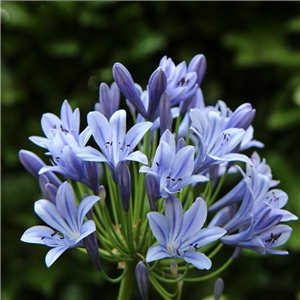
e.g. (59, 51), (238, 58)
(2, 2), (299, 300)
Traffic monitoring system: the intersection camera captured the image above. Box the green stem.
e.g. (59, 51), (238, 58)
(184, 257), (233, 282)
(206, 170), (228, 208)
(117, 261), (136, 300)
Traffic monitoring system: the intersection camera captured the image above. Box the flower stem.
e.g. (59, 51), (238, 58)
(117, 261), (136, 300)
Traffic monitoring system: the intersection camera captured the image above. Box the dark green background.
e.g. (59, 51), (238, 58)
(2, 2), (300, 300)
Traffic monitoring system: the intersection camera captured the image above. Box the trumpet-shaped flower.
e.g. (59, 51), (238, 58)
(77, 109), (152, 181)
(190, 108), (252, 174)
(140, 130), (208, 202)
(159, 55), (202, 105)
(38, 132), (101, 195)
(146, 196), (226, 269)
(20, 182), (100, 267)
(30, 99), (91, 149)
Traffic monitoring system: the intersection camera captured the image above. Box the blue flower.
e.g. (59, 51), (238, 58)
(140, 130), (208, 201)
(189, 108), (252, 174)
(146, 196), (226, 269)
(77, 109), (152, 181)
(159, 55), (202, 105)
(20, 182), (100, 267)
(208, 166), (298, 254)
(27, 100), (100, 194)
(38, 132), (101, 195)
(30, 99), (90, 149)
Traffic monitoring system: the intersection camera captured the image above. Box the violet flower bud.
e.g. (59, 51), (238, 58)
(145, 173), (160, 210)
(159, 91), (171, 135)
(214, 278), (224, 300)
(135, 262), (149, 300)
(113, 63), (147, 118)
(187, 54), (207, 86)
(115, 161), (131, 212)
(148, 68), (167, 120)
(83, 205), (101, 271)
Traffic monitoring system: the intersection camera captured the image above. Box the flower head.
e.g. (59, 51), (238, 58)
(146, 196), (226, 269)
(20, 182), (100, 267)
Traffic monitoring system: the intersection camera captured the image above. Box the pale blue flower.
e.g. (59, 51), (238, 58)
(77, 109), (152, 181)
(38, 132), (101, 195)
(208, 165), (298, 254)
(27, 100), (100, 194)
(159, 55), (201, 105)
(189, 108), (252, 174)
(146, 196), (226, 269)
(30, 99), (90, 149)
(20, 182), (100, 267)
(140, 130), (208, 202)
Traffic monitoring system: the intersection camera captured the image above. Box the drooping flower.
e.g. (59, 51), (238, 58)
(208, 165), (297, 254)
(146, 196), (226, 269)
(77, 109), (152, 181)
(20, 182), (100, 267)
(140, 130), (208, 207)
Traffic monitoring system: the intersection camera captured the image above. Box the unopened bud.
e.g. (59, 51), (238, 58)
(115, 161), (131, 212)
(99, 185), (106, 205)
(214, 278), (224, 300)
(135, 262), (149, 300)
(145, 173), (160, 210)
(170, 260), (178, 277)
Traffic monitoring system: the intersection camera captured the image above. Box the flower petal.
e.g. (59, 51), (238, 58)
(45, 246), (69, 267)
(181, 197), (207, 238)
(182, 227), (226, 249)
(77, 195), (100, 228)
(145, 244), (172, 262)
(126, 150), (149, 165)
(56, 182), (78, 232)
(147, 212), (169, 247)
(184, 251), (212, 270)
(34, 200), (73, 237)
(75, 220), (96, 244)
(165, 196), (183, 243)
(20, 225), (55, 244)
(171, 146), (194, 179)
(77, 146), (108, 162)
(88, 111), (111, 152)
(125, 121), (152, 153)
(110, 109), (126, 160)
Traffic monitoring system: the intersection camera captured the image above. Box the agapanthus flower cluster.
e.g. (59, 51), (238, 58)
(20, 53), (297, 300)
